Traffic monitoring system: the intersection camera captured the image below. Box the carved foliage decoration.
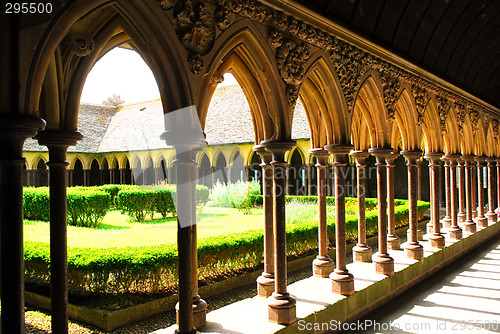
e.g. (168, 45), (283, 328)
(492, 120), (499, 143)
(411, 85), (429, 125)
(275, 39), (310, 111)
(436, 96), (450, 133)
(214, 7), (230, 31)
(159, 0), (175, 10)
(381, 74), (401, 121)
(174, 0), (215, 55)
(456, 104), (466, 135)
(469, 109), (479, 133)
(269, 29), (282, 48)
(71, 32), (94, 57)
(188, 53), (203, 75)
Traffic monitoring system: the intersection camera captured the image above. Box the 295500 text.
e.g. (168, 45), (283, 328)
(5, 2), (52, 14)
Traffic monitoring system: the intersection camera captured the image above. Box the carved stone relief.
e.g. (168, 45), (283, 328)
(214, 7), (230, 31)
(436, 96), (450, 133)
(411, 85), (429, 125)
(381, 74), (401, 121)
(159, 0), (175, 10)
(456, 104), (466, 135)
(71, 32), (94, 57)
(174, 0), (215, 55)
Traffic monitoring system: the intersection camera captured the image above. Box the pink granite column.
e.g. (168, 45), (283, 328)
(309, 148), (334, 277)
(262, 140), (296, 325)
(497, 159), (500, 213)
(386, 153), (401, 250)
(457, 158), (466, 223)
(445, 154), (463, 240)
(425, 152), (445, 248)
(475, 157), (488, 228)
(401, 150), (424, 259)
(441, 156), (452, 228)
(485, 158), (498, 223)
(350, 150), (372, 261)
(368, 148), (395, 275)
(254, 145), (275, 297)
(462, 155), (476, 233)
(327, 145), (355, 294)
(472, 161), (478, 218)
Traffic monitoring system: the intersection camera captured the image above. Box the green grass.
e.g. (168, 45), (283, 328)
(23, 207), (265, 248)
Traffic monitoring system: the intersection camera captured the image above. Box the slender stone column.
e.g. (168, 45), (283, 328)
(425, 152), (445, 248)
(119, 168), (125, 184)
(441, 156), (452, 228)
(461, 155), (476, 233)
(262, 140), (296, 325)
(368, 148), (394, 275)
(401, 150), (424, 260)
(109, 169), (114, 184)
(350, 151), (372, 261)
(285, 164), (290, 195)
(475, 157), (488, 228)
(25, 169), (33, 186)
(497, 159), (500, 213)
(306, 163), (313, 196)
(326, 145), (354, 294)
(386, 153), (401, 250)
(472, 161), (478, 218)
(168, 166), (174, 185)
(309, 148), (334, 277)
(254, 145), (275, 297)
(37, 130), (82, 334)
(161, 129), (205, 334)
(417, 159), (424, 201)
(0, 116), (45, 334)
(445, 154), (463, 240)
(155, 167), (163, 184)
(457, 158), (466, 223)
(485, 158), (498, 223)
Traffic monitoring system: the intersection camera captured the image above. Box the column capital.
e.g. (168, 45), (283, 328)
(350, 150), (370, 167)
(369, 147), (393, 165)
(444, 153), (461, 164)
(160, 129), (207, 162)
(474, 156), (487, 164)
(0, 115), (45, 158)
(486, 156), (497, 164)
(260, 139), (296, 164)
(308, 148), (329, 166)
(424, 152), (443, 165)
(325, 144), (353, 165)
(253, 145), (272, 164)
(36, 130), (83, 147)
(400, 149), (422, 160)
(385, 152), (398, 165)
(461, 154), (476, 163)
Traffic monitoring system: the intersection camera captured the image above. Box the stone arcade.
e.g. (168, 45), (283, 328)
(1, 1), (500, 333)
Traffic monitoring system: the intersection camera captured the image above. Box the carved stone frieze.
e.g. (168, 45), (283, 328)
(269, 30), (282, 48)
(492, 120), (499, 142)
(71, 32), (94, 57)
(174, 0), (215, 56)
(436, 96), (450, 133)
(214, 7), (230, 31)
(381, 74), (401, 121)
(469, 109), (479, 132)
(456, 104), (466, 135)
(411, 85), (429, 125)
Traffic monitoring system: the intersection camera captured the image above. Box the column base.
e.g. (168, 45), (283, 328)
(458, 212), (466, 223)
(267, 293), (296, 325)
(193, 297), (207, 328)
(256, 274), (275, 298)
(441, 217), (451, 228)
(426, 221), (435, 234)
(448, 226), (463, 240)
(404, 242), (424, 260)
(174, 329), (198, 334)
(387, 234), (401, 250)
(428, 234), (445, 248)
(372, 253), (394, 276)
(330, 270), (355, 295)
(486, 211), (498, 223)
(472, 209), (478, 218)
(463, 221), (476, 233)
(476, 216), (488, 228)
(312, 256), (334, 277)
(352, 244), (372, 262)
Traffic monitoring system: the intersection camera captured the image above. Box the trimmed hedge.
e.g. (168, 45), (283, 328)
(66, 188), (112, 227)
(23, 187), (50, 221)
(24, 198), (429, 295)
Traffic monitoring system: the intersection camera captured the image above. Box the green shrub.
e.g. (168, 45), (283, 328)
(23, 187), (50, 221)
(67, 188), (112, 227)
(196, 185), (210, 205)
(97, 184), (138, 205)
(153, 188), (176, 218)
(116, 188), (156, 221)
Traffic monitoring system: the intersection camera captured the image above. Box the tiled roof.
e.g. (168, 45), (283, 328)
(23, 85), (311, 153)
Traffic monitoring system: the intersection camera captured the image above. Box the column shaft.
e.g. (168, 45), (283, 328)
(476, 157), (488, 227)
(425, 153), (445, 248)
(351, 151), (372, 262)
(486, 159), (498, 223)
(386, 154), (400, 250)
(463, 156), (476, 233)
(401, 150), (424, 259)
(441, 157), (452, 228)
(254, 146), (274, 297)
(445, 155), (463, 239)
(457, 159), (466, 222)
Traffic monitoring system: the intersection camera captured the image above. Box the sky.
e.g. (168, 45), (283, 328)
(80, 47), (237, 104)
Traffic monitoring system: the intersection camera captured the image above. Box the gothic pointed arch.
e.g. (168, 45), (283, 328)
(474, 118), (487, 157)
(394, 88), (420, 150)
(443, 104), (460, 154)
(420, 98), (443, 153)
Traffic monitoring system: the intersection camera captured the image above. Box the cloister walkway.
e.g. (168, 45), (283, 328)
(346, 234), (500, 334)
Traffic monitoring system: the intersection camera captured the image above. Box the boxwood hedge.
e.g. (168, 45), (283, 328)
(24, 198), (429, 296)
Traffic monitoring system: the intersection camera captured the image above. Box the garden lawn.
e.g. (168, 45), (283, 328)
(23, 207), (265, 248)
